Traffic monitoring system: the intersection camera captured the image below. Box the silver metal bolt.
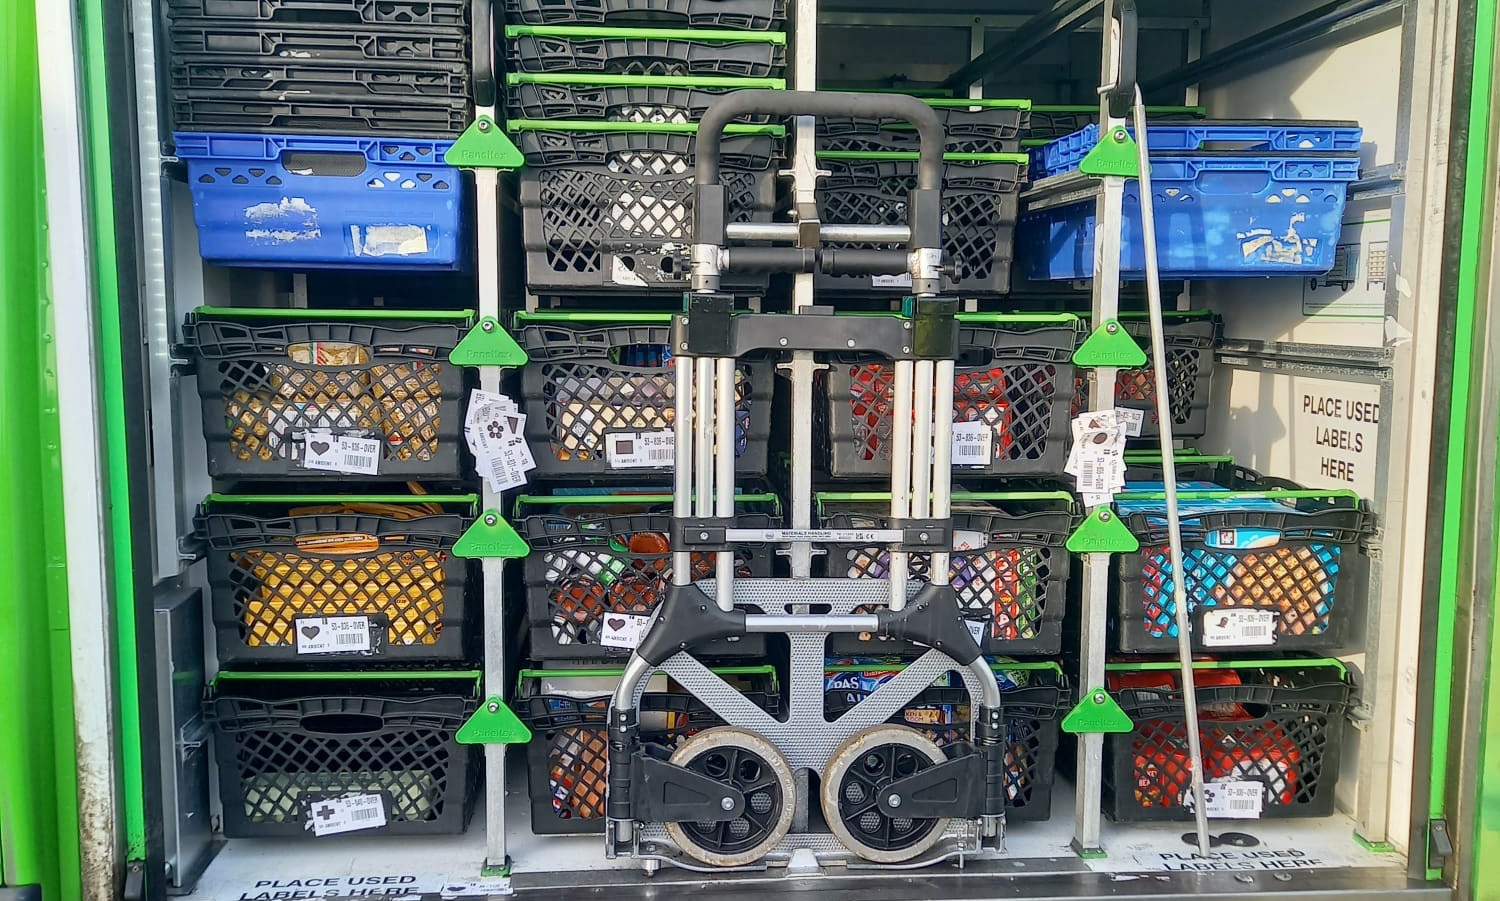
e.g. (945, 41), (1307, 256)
(478, 119), (491, 131)
(1094, 692), (1107, 705)
(484, 513), (498, 526)
(779, 337), (789, 346)
(902, 346), (911, 354)
(1113, 128), (1126, 143)
(847, 339), (856, 347)
(1106, 322), (1119, 334)
(903, 322), (912, 329)
(488, 701), (500, 713)
(680, 317), (689, 325)
(919, 532), (929, 542)
(720, 797), (735, 811)
(482, 319), (496, 332)
(1098, 511), (1112, 522)
(699, 531), (710, 540)
(680, 342), (688, 350)
(887, 794), (902, 808)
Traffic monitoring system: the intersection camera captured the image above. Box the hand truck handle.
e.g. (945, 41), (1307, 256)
(472, 0), (496, 109)
(1102, 0), (1138, 121)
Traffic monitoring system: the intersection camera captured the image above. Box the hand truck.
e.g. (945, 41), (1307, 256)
(604, 91), (1009, 873)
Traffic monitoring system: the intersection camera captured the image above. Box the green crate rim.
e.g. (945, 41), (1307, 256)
(505, 73), (786, 89)
(505, 24), (787, 43)
(1123, 450), (1233, 465)
(816, 149), (1029, 164)
(191, 306), (475, 323)
(1104, 657), (1347, 677)
(514, 310), (676, 326)
(507, 119), (786, 136)
(205, 493), (479, 506)
(214, 669), (483, 684)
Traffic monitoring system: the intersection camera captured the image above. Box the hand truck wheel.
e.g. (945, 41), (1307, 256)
(663, 727), (797, 867)
(821, 725), (952, 863)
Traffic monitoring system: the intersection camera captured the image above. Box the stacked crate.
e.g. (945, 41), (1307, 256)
(503, 0), (789, 299)
(164, 0), (477, 268)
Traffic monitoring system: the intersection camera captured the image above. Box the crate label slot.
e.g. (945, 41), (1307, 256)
(872, 273), (912, 288)
(302, 431), (381, 475)
(295, 615), (374, 655)
(1116, 407), (1144, 437)
(306, 793), (386, 836)
(1201, 780), (1264, 818)
(606, 430), (675, 468)
(965, 619), (986, 644)
(1201, 609), (1278, 647)
(952, 420), (994, 465)
(600, 612), (651, 649)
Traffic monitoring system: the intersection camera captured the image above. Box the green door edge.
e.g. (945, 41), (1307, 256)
(1, 0), (81, 897)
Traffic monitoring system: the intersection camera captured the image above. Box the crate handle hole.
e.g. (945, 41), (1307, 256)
(281, 150), (369, 178)
(1195, 170), (1272, 195)
(301, 712), (385, 735)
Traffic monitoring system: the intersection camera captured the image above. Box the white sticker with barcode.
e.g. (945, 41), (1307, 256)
(302, 431), (381, 475)
(295, 615), (372, 654)
(872, 273), (913, 288)
(1203, 781), (1264, 819)
(440, 878), (513, 898)
(600, 612), (651, 649)
(1201, 609), (1278, 647)
(1117, 407), (1145, 437)
(610, 255), (648, 287)
(307, 793), (387, 836)
(951, 420), (994, 466)
(965, 619), (987, 644)
(606, 430), (675, 469)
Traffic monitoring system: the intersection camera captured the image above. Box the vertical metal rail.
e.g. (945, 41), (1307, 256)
(787, 0), (819, 579)
(1073, 0), (1125, 856)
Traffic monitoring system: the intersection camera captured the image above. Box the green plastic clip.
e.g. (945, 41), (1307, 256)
(1066, 507), (1140, 554)
(1073, 317), (1147, 367)
(1078, 125), (1142, 179)
(449, 316), (528, 367)
(1061, 687), (1134, 734)
(443, 116), (525, 169)
(456, 697), (532, 745)
(454, 511), (529, 559)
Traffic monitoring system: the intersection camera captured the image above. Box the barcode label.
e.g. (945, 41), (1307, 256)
(606, 430), (675, 469)
(295, 615), (373, 655)
(302, 432), (381, 475)
(1202, 609), (1278, 647)
(951, 420), (994, 465)
(965, 619), (987, 644)
(307, 793), (387, 836)
(600, 612), (651, 649)
(1202, 781), (1263, 819)
(872, 273), (913, 288)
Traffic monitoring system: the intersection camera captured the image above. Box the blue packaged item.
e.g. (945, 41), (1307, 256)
(176, 132), (465, 269)
(1019, 153), (1361, 279)
(1114, 481), (1297, 518)
(1030, 120), (1363, 180)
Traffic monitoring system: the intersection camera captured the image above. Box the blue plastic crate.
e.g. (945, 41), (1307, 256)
(176, 132), (465, 269)
(1018, 154), (1361, 279)
(1030, 120), (1363, 180)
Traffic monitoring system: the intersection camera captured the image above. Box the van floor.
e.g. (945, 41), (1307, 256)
(184, 757), (1407, 901)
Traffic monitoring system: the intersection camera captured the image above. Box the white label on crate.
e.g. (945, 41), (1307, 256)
(1202, 781), (1264, 819)
(600, 612), (651, 649)
(951, 420), (994, 466)
(965, 619), (987, 644)
(610, 256), (649, 287)
(295, 615), (373, 654)
(307, 793), (387, 836)
(1116, 407), (1145, 437)
(872, 273), (913, 288)
(440, 878), (513, 898)
(302, 431), (381, 475)
(606, 430), (675, 469)
(1201, 609), (1278, 647)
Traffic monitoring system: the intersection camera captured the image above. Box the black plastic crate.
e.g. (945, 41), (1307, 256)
(1103, 662), (1351, 822)
(164, 0), (470, 25)
(516, 492), (779, 659)
(505, 0), (785, 29)
(819, 314), (1079, 479)
(170, 59), (471, 101)
(517, 666), (780, 834)
(817, 492), (1074, 658)
(184, 310), (470, 480)
(515, 313), (775, 477)
(1024, 105), (1205, 143)
(1072, 312), (1221, 441)
(517, 129), (780, 293)
(197, 494), (475, 666)
(171, 93), (470, 136)
(506, 26), (787, 78)
(1110, 465), (1371, 654)
(505, 80), (779, 125)
(209, 674), (480, 838)
(167, 21), (470, 63)
(823, 662), (1070, 821)
(817, 99), (1030, 155)
(814, 154), (1027, 296)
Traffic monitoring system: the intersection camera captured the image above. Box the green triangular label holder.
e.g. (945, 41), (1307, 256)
(1067, 507), (1140, 554)
(450, 316), (528, 367)
(1073, 318), (1147, 367)
(1078, 126), (1142, 179)
(1061, 687), (1134, 734)
(457, 697), (532, 745)
(454, 511), (529, 559)
(443, 116), (525, 170)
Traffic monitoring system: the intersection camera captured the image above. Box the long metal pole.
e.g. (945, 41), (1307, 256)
(1134, 88), (1211, 856)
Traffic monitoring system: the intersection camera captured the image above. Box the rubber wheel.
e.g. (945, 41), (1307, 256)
(663, 727), (796, 867)
(821, 725), (952, 863)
